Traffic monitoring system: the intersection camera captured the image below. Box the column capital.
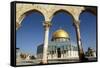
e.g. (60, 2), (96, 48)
(16, 22), (21, 30)
(73, 20), (80, 28)
(43, 21), (52, 29)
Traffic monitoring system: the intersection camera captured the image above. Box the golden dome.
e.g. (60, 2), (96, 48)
(52, 29), (69, 39)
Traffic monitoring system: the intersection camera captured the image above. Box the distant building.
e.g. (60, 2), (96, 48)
(16, 48), (22, 63)
(16, 48), (36, 64)
(37, 29), (79, 60)
(85, 47), (96, 57)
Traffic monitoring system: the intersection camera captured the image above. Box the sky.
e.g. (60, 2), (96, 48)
(16, 8), (96, 55)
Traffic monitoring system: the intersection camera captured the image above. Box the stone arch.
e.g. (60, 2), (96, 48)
(16, 9), (45, 29)
(78, 8), (97, 60)
(16, 4), (50, 29)
(49, 8), (86, 61)
(79, 7), (97, 18)
(51, 9), (75, 22)
(50, 9), (76, 43)
(49, 6), (85, 22)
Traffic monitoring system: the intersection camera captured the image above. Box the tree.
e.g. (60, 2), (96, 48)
(20, 53), (27, 60)
(30, 55), (36, 60)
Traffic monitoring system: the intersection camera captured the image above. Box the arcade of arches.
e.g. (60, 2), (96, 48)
(16, 3), (97, 64)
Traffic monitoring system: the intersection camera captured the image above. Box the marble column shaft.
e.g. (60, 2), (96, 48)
(74, 20), (84, 61)
(42, 21), (51, 64)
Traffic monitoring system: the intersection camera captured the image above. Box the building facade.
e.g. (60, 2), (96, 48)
(37, 29), (79, 60)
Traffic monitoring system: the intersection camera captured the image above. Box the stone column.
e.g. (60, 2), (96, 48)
(42, 21), (51, 64)
(73, 20), (85, 61)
